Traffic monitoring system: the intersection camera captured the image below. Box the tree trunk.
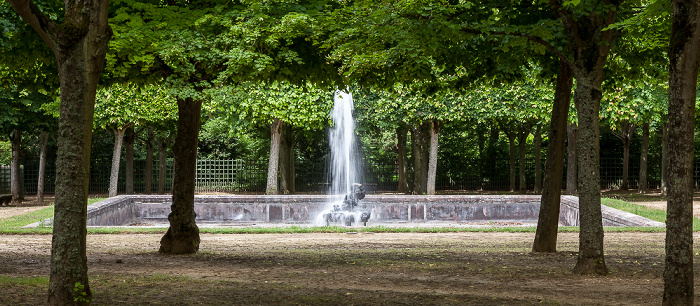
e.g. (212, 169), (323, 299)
(426, 121), (440, 195)
(158, 136), (169, 194)
(517, 123), (531, 193)
(396, 126), (410, 194)
(639, 122), (649, 193)
(507, 129), (516, 192)
(37, 131), (48, 203)
(145, 127), (155, 195)
(7, 0), (112, 303)
(266, 119), (283, 195)
(10, 130), (21, 205)
(108, 128), (126, 198)
(555, 2), (618, 275)
(619, 122), (635, 190)
(566, 123), (578, 195)
(533, 125), (542, 193)
(420, 122), (430, 193)
(476, 127), (487, 190)
(532, 59), (572, 253)
(160, 98), (202, 255)
(486, 125), (500, 190)
(661, 122), (669, 196)
(279, 124), (294, 194)
(410, 126), (423, 194)
(125, 127), (135, 194)
(663, 1), (700, 303)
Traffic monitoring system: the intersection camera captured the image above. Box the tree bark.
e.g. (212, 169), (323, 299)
(533, 125), (542, 193)
(507, 129), (516, 192)
(420, 122), (430, 193)
(157, 136), (169, 194)
(266, 119), (283, 195)
(279, 124), (294, 194)
(426, 121), (440, 195)
(396, 126), (410, 194)
(37, 131), (48, 203)
(663, 1), (700, 303)
(145, 127), (154, 195)
(617, 122), (635, 190)
(10, 130), (21, 205)
(638, 122), (649, 193)
(553, 1), (618, 275)
(160, 98), (202, 255)
(532, 59), (572, 253)
(566, 123), (578, 195)
(125, 127), (135, 194)
(7, 0), (112, 302)
(486, 125), (500, 190)
(108, 128), (126, 198)
(476, 127), (487, 190)
(410, 126), (423, 194)
(661, 122), (669, 196)
(517, 123), (531, 193)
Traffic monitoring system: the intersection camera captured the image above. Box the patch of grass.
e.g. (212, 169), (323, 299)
(0, 206), (54, 233)
(0, 197), (106, 234)
(0, 275), (49, 286)
(602, 197), (700, 231)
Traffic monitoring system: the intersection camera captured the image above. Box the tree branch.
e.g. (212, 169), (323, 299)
(7, 0), (58, 55)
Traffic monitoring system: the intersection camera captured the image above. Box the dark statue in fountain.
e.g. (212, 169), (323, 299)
(324, 183), (371, 226)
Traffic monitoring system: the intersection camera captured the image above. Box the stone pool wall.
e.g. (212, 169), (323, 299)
(61, 194), (665, 227)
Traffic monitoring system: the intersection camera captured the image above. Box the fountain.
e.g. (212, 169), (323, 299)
(26, 92), (665, 229)
(319, 90), (371, 226)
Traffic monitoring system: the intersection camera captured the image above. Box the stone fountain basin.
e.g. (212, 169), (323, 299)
(25, 194), (665, 228)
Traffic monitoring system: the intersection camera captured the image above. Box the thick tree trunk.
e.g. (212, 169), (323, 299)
(37, 131), (48, 203)
(555, 2), (618, 275)
(108, 128), (126, 198)
(396, 127), (410, 194)
(661, 122), (669, 196)
(145, 127), (155, 195)
(279, 124), (294, 194)
(160, 98), (202, 255)
(639, 122), (649, 193)
(410, 127), (423, 194)
(125, 127), (135, 194)
(533, 125), (542, 193)
(663, 1), (700, 303)
(507, 129), (516, 192)
(533, 60), (572, 253)
(10, 130), (21, 205)
(266, 119), (283, 195)
(426, 121), (440, 195)
(7, 0), (112, 303)
(517, 123), (531, 193)
(566, 123), (578, 195)
(572, 74), (608, 275)
(571, 76), (609, 275)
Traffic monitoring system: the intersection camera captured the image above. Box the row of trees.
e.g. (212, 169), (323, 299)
(2, 0), (699, 304)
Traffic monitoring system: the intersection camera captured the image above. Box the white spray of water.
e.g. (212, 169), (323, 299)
(314, 89), (364, 226)
(328, 90), (361, 195)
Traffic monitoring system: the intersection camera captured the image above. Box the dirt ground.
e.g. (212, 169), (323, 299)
(2, 192), (700, 305)
(1, 232), (698, 305)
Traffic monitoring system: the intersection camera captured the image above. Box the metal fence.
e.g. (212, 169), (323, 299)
(0, 166), (9, 194)
(6, 156), (700, 195)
